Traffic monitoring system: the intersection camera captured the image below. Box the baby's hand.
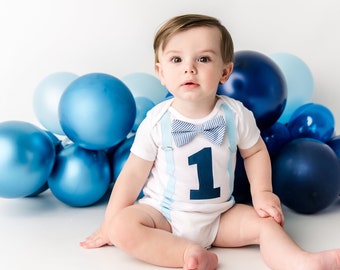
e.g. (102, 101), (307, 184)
(80, 224), (112, 249)
(252, 191), (284, 227)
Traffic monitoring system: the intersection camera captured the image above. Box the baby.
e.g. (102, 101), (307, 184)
(81, 14), (340, 270)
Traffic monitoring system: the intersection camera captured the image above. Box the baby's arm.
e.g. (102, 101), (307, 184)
(80, 153), (154, 248)
(239, 137), (284, 226)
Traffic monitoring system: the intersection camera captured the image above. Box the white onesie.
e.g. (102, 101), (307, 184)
(131, 95), (260, 248)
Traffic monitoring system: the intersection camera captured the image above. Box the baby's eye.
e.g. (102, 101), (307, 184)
(171, 57), (182, 63)
(197, 56), (210, 63)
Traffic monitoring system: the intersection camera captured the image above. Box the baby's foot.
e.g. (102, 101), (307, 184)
(183, 245), (218, 270)
(311, 249), (340, 270)
(297, 249), (340, 270)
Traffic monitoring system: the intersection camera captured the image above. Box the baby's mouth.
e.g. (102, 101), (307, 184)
(182, 81), (199, 86)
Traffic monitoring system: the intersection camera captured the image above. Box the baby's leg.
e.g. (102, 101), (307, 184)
(109, 204), (218, 269)
(213, 204), (340, 270)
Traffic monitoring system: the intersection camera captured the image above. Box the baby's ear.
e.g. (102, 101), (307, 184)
(220, 63), (234, 84)
(155, 63), (166, 86)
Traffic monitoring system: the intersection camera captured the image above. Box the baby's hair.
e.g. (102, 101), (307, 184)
(153, 14), (234, 64)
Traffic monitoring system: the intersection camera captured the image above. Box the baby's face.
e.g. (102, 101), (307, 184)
(155, 26), (232, 104)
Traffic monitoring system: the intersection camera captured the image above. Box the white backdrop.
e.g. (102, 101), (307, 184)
(1, 0), (339, 132)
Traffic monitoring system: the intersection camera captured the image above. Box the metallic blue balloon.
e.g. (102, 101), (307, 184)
(111, 135), (143, 200)
(261, 122), (291, 158)
(48, 144), (111, 207)
(59, 73), (136, 150)
(111, 136), (135, 182)
(287, 103), (335, 142)
(218, 50), (287, 130)
(0, 121), (56, 198)
(273, 138), (340, 214)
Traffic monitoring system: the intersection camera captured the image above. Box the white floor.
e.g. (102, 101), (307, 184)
(1, 190), (340, 270)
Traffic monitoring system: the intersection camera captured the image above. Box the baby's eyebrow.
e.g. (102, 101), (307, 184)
(164, 49), (217, 56)
(164, 50), (181, 56)
(199, 49), (218, 55)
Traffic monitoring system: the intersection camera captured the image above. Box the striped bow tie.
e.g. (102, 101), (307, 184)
(171, 115), (226, 147)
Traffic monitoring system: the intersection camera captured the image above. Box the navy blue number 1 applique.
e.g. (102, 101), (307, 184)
(189, 147), (221, 200)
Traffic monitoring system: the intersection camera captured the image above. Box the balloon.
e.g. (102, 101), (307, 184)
(132, 97), (155, 132)
(0, 121), (56, 198)
(269, 53), (314, 124)
(26, 130), (62, 197)
(327, 135), (340, 159)
(287, 103), (335, 142)
(121, 72), (168, 104)
(48, 144), (111, 207)
(59, 73), (136, 150)
(232, 150), (251, 204)
(111, 136), (135, 182)
(44, 130), (63, 154)
(272, 138), (340, 214)
(261, 122), (291, 158)
(111, 135), (143, 199)
(218, 50), (287, 130)
(33, 72), (78, 135)
(26, 182), (49, 197)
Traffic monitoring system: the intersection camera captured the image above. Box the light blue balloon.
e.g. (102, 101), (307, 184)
(59, 73), (136, 150)
(33, 72), (78, 135)
(48, 144), (111, 207)
(269, 53), (314, 124)
(121, 72), (168, 104)
(133, 97), (155, 132)
(0, 121), (56, 198)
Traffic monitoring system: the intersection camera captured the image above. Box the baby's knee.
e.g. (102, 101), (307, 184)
(108, 209), (137, 249)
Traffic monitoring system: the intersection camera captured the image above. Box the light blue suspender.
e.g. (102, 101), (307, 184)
(159, 111), (176, 221)
(221, 103), (237, 194)
(158, 103), (237, 221)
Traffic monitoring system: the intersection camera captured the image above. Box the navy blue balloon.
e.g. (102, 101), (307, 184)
(59, 73), (136, 150)
(0, 121), (56, 198)
(232, 150), (251, 204)
(218, 50), (287, 130)
(287, 103), (335, 142)
(261, 122), (291, 158)
(327, 135), (340, 159)
(272, 138), (340, 214)
(48, 144), (111, 207)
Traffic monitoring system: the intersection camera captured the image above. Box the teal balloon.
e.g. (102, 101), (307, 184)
(48, 144), (111, 207)
(269, 53), (314, 124)
(59, 73), (136, 150)
(133, 97), (155, 132)
(122, 72), (168, 104)
(33, 72), (78, 135)
(287, 103), (334, 142)
(0, 121), (56, 198)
